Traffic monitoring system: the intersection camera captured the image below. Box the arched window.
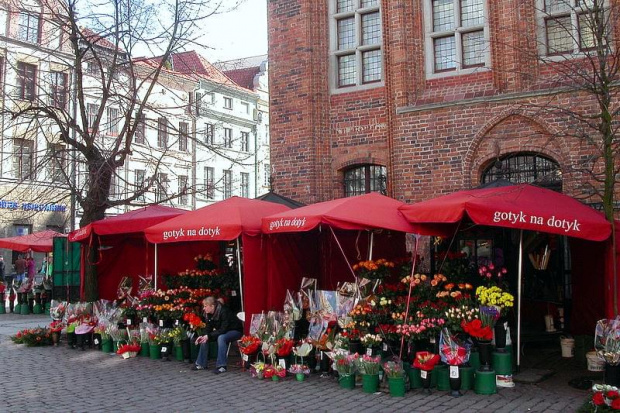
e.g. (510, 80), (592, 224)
(343, 164), (387, 197)
(481, 153), (562, 191)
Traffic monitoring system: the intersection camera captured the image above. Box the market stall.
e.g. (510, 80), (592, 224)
(0, 229), (65, 252)
(144, 197), (290, 321)
(398, 183), (612, 368)
(261, 192), (416, 313)
(68, 205), (187, 300)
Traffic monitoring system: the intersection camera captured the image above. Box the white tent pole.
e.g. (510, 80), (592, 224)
(369, 231), (374, 261)
(517, 229), (523, 370)
(154, 243), (158, 291)
(236, 237), (244, 311)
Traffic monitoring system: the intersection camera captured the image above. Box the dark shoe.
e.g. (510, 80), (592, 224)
(213, 366), (227, 374)
(190, 365), (205, 371)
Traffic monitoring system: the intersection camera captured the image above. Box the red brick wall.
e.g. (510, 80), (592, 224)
(268, 0), (619, 206)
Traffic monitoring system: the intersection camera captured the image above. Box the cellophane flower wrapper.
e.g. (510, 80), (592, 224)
(139, 323), (152, 343)
(284, 290), (300, 321)
(439, 328), (470, 366)
(356, 354), (382, 375)
(413, 351), (441, 371)
(107, 325), (129, 343)
(49, 300), (66, 321)
(596, 316), (620, 366)
(383, 358), (404, 378)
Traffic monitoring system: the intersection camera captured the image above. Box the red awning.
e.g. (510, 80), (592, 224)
(399, 184), (611, 241)
(0, 230), (66, 253)
(69, 205), (186, 242)
(262, 192), (415, 234)
(145, 197), (290, 243)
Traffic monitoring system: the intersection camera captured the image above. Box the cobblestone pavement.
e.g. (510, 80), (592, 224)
(0, 314), (596, 413)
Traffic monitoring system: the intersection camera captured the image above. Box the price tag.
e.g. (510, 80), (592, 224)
(126, 319), (132, 326)
(429, 337), (436, 344)
(366, 348), (372, 356)
(175, 320), (179, 326)
(242, 354), (249, 362)
(231, 290), (237, 297)
(143, 317), (148, 323)
(421, 370), (428, 379)
(279, 358), (286, 369)
(93, 338), (100, 345)
(450, 366), (459, 379)
(161, 346), (167, 352)
(159, 320), (164, 327)
(382, 343), (388, 351)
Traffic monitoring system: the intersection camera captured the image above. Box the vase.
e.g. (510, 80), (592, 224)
(435, 364), (450, 391)
(271, 375), (280, 382)
(494, 319), (508, 352)
(160, 342), (172, 360)
(67, 332), (76, 349)
(319, 351), (330, 375)
(476, 340), (493, 372)
(420, 369), (432, 392)
(307, 349), (317, 372)
(348, 339), (362, 355)
(276, 355), (291, 370)
(181, 339), (190, 361)
(76, 334), (86, 351)
(339, 373), (356, 389)
(459, 366), (475, 390)
(101, 339), (113, 353)
(140, 342), (150, 357)
(361, 373), (380, 394)
(296, 373), (305, 382)
(388, 377), (406, 397)
(51, 331), (60, 346)
(409, 367), (423, 389)
(149, 344), (161, 360)
(605, 363), (620, 387)
(449, 365), (462, 397)
(174, 345), (184, 361)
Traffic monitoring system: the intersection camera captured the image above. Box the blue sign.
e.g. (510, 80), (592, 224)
(0, 200), (66, 212)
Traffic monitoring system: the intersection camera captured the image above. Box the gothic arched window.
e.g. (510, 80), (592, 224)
(481, 153), (562, 191)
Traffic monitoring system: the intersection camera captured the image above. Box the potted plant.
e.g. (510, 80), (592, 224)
(289, 364), (310, 381)
(332, 350), (358, 389)
(383, 360), (406, 397)
(356, 354), (382, 394)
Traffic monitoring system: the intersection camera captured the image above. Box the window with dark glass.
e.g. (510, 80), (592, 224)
(205, 123), (214, 145)
(47, 143), (66, 182)
(13, 138), (34, 180)
(179, 122), (189, 151)
(241, 172), (249, 198)
(205, 167), (215, 199)
(343, 164), (387, 197)
(17, 62), (37, 101)
(178, 175), (188, 205)
(50, 71), (68, 109)
(134, 113), (146, 144)
(135, 169), (146, 201)
(224, 128), (232, 148)
(18, 12), (40, 43)
(157, 117), (168, 148)
(223, 170), (232, 198)
(156, 172), (168, 201)
(481, 153), (562, 191)
(240, 132), (249, 152)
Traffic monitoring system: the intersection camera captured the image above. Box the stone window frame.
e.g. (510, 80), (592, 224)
(535, 0), (611, 60)
(423, 0), (491, 79)
(328, 0), (385, 94)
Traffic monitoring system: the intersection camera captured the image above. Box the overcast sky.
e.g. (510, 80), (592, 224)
(201, 0), (268, 63)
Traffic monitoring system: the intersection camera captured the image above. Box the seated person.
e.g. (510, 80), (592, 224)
(191, 296), (243, 374)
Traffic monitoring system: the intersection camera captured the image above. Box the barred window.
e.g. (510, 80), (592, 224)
(481, 153), (562, 191)
(343, 164), (387, 197)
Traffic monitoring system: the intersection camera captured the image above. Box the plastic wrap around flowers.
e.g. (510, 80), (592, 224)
(413, 351), (440, 371)
(595, 316), (620, 366)
(439, 328), (470, 366)
(238, 335), (262, 355)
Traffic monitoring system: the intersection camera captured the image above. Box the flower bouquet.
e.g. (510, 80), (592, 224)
(353, 258), (395, 280)
(384, 359), (406, 397)
(475, 286), (514, 316)
(250, 361), (266, 379)
(49, 300), (67, 321)
(596, 317), (620, 366)
(332, 350), (358, 376)
(239, 335), (262, 362)
(356, 354), (382, 375)
(584, 384), (620, 412)
(275, 337), (294, 357)
(117, 343), (141, 359)
(440, 328), (471, 396)
(413, 351), (440, 391)
(360, 333), (383, 355)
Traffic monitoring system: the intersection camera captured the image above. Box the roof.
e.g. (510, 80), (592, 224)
(214, 55), (268, 71)
(141, 51), (254, 94)
(256, 191), (305, 209)
(222, 66), (261, 90)
(80, 27), (125, 52)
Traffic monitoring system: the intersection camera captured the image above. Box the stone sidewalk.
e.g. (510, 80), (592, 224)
(0, 313), (594, 413)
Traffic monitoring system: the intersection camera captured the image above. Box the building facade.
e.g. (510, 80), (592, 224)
(268, 0), (618, 206)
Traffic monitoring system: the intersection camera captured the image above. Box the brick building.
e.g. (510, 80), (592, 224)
(268, 0), (619, 206)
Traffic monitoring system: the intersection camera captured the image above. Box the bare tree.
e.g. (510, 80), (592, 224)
(2, 0), (254, 299)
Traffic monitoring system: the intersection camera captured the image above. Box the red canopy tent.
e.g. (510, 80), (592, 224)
(68, 205), (187, 300)
(144, 197), (290, 321)
(0, 230), (65, 253)
(261, 193), (414, 311)
(398, 183), (612, 367)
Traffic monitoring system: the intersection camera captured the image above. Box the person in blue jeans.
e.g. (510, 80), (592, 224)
(191, 296), (242, 374)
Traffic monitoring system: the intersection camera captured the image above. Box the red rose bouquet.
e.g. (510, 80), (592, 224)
(413, 351), (440, 371)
